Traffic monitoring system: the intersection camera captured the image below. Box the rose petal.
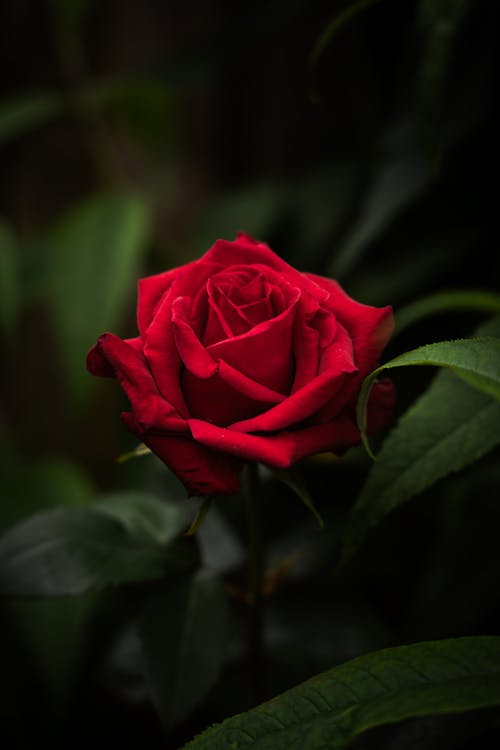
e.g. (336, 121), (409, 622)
(172, 260), (224, 298)
(203, 280), (278, 345)
(207, 289), (300, 395)
(181, 357), (285, 426)
(171, 296), (218, 379)
(366, 377), (395, 434)
(142, 436), (241, 497)
(139, 259), (226, 333)
(203, 282), (241, 344)
(122, 414), (241, 496)
(290, 417), (361, 459)
(181, 368), (279, 426)
(189, 418), (296, 466)
(218, 359), (285, 404)
(138, 268), (182, 335)
(141, 296), (190, 416)
(291, 310), (320, 393)
(228, 269), (266, 304)
(202, 265), (292, 346)
(87, 335), (143, 377)
(305, 274), (394, 373)
(189, 415), (360, 468)
(229, 322), (357, 433)
(87, 340), (114, 377)
(88, 333), (185, 433)
(239, 291), (274, 326)
(204, 237), (330, 305)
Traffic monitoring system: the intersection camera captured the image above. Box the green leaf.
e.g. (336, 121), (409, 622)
(418, 0), (469, 169)
(395, 289), (500, 336)
(357, 337), (500, 454)
(183, 636), (500, 750)
(0, 220), (19, 339)
(0, 92), (64, 145)
(140, 570), (228, 730)
(342, 318), (500, 564)
(1, 458), (96, 710)
(94, 491), (189, 546)
(269, 467), (324, 529)
(344, 370), (500, 565)
(46, 193), (149, 403)
(0, 492), (191, 596)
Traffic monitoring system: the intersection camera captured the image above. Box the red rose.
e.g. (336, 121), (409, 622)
(87, 234), (394, 496)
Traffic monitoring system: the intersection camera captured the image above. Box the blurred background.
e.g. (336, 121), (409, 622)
(1, 0), (500, 747)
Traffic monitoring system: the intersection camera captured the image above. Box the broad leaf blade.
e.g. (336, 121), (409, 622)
(94, 491), (188, 546)
(357, 337), (500, 449)
(0, 492), (191, 596)
(47, 193), (149, 403)
(344, 370), (500, 565)
(2, 459), (96, 708)
(183, 637), (500, 750)
(345, 318), (500, 563)
(140, 570), (228, 730)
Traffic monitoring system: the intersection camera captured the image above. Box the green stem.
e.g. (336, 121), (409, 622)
(245, 462), (266, 704)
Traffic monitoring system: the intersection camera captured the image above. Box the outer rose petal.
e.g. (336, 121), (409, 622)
(122, 415), (241, 496)
(87, 336), (143, 376)
(138, 260), (223, 335)
(86, 333), (186, 433)
(305, 274), (394, 374)
(228, 322), (357, 433)
(189, 416), (361, 468)
(189, 380), (393, 471)
(366, 377), (395, 435)
(142, 294), (189, 416)
(171, 296), (219, 379)
(138, 268), (182, 335)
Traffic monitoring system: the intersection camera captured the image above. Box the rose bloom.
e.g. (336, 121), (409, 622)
(87, 234), (394, 496)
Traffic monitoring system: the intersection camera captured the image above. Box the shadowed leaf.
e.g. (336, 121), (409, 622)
(183, 637), (500, 749)
(140, 570), (228, 730)
(0, 492), (191, 596)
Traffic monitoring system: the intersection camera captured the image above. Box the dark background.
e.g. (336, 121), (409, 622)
(1, 1), (499, 747)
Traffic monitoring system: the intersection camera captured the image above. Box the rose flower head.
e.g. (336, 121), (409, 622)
(87, 234), (394, 496)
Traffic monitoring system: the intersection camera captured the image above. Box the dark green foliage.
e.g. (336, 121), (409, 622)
(184, 638), (500, 750)
(0, 493), (192, 596)
(140, 571), (229, 730)
(1, 0), (499, 748)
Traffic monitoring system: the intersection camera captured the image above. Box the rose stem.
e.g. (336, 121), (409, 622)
(245, 461), (266, 704)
